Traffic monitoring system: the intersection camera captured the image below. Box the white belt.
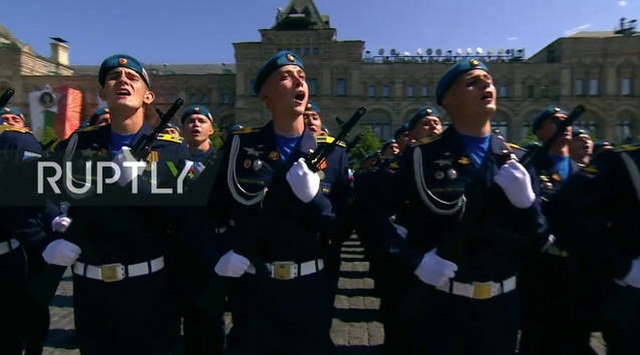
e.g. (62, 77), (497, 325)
(73, 256), (165, 282)
(265, 259), (324, 280)
(0, 239), (20, 255)
(436, 276), (517, 300)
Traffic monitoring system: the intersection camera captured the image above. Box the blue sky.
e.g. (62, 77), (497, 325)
(0, 0), (635, 65)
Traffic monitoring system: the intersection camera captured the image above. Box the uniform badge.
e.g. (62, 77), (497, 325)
(243, 147), (262, 157)
(252, 159), (263, 171)
(435, 171), (445, 179)
(318, 159), (328, 171)
(550, 173), (561, 182)
(267, 151), (279, 160)
(119, 57), (128, 65)
(434, 158), (452, 166)
(458, 156), (471, 165)
(447, 169), (458, 180)
(243, 159), (252, 169)
(286, 53), (295, 62)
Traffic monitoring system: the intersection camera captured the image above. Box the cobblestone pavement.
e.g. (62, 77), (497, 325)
(42, 234), (605, 354)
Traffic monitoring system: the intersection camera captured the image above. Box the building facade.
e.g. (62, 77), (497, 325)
(0, 1), (639, 144)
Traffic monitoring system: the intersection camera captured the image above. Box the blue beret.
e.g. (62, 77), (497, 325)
(230, 123), (245, 132)
(381, 138), (397, 151)
(164, 121), (181, 132)
(407, 106), (441, 131)
(253, 50), (304, 94)
(89, 107), (110, 126)
(1, 106), (23, 117)
(305, 101), (320, 113)
(98, 54), (150, 88)
(532, 105), (569, 132)
(394, 124), (409, 139)
(572, 128), (590, 138)
(181, 105), (213, 124)
(436, 59), (489, 105)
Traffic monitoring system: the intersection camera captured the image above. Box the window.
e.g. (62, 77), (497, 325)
(527, 85), (535, 98)
(588, 79), (599, 96)
(498, 85), (508, 98)
(407, 85), (415, 98)
(370, 124), (391, 140)
(337, 79), (346, 96)
(303, 47), (310, 56)
(382, 85), (391, 98)
(222, 93), (230, 104)
(621, 78), (632, 96)
(574, 79), (584, 96)
(313, 47), (320, 55)
(201, 93), (210, 104)
(250, 80), (257, 96)
(421, 85), (429, 97)
(188, 93), (197, 104)
(368, 85), (376, 98)
(617, 121), (633, 143)
(309, 79), (318, 96)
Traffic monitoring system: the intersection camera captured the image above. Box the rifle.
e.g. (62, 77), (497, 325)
(519, 104), (586, 166)
(306, 106), (367, 171)
(130, 97), (184, 161)
(0, 88), (15, 108)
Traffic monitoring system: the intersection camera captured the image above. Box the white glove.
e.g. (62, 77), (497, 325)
(51, 215), (72, 233)
(113, 146), (146, 186)
(285, 158), (320, 203)
(214, 250), (252, 277)
(494, 160), (536, 209)
(42, 239), (81, 266)
(619, 258), (640, 288)
(414, 248), (458, 287)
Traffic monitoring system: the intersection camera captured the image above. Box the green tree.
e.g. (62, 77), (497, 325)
(348, 126), (381, 168)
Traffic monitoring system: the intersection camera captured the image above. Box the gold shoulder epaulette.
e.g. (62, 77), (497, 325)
(156, 133), (184, 144)
(0, 125), (31, 134)
(232, 126), (258, 135)
(76, 125), (100, 133)
(414, 134), (440, 146)
(583, 165), (598, 175)
(616, 144), (640, 152)
(316, 135), (346, 147)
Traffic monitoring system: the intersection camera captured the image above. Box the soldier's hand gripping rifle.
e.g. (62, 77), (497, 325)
(305, 106), (367, 170)
(0, 88), (15, 108)
(130, 97), (184, 161)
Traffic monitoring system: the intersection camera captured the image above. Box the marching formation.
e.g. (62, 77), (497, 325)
(0, 49), (637, 355)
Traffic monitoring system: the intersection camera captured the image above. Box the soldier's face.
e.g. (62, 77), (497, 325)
(303, 111), (322, 136)
(261, 65), (308, 118)
(1, 114), (25, 128)
(183, 114), (214, 145)
(100, 68), (154, 111)
(409, 116), (442, 140)
(537, 114), (571, 143)
(570, 134), (593, 157)
(93, 114), (111, 126)
(446, 70), (496, 115)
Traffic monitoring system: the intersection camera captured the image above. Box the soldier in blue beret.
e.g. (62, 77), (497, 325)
(88, 107), (111, 127)
(38, 53), (195, 355)
(1, 107), (27, 128)
(569, 128), (593, 166)
(181, 105), (215, 173)
(303, 101), (326, 137)
(518, 104), (598, 355)
(359, 58), (547, 354)
(162, 121), (182, 139)
(206, 50), (350, 355)
(0, 102), (46, 355)
(406, 105), (443, 143)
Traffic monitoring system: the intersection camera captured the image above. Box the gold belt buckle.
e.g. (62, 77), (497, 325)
(100, 263), (125, 282)
(472, 281), (493, 300)
(273, 261), (297, 280)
